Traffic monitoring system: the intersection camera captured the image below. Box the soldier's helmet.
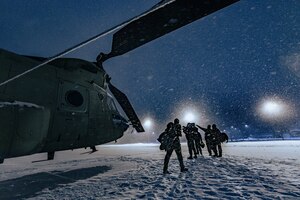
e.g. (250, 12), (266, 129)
(212, 124), (217, 129)
(174, 118), (179, 124)
(207, 125), (211, 129)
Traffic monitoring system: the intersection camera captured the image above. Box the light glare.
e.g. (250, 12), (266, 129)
(143, 118), (153, 129)
(262, 101), (284, 116)
(257, 97), (294, 122)
(183, 111), (197, 123)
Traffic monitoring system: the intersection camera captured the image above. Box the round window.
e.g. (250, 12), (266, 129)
(65, 90), (84, 107)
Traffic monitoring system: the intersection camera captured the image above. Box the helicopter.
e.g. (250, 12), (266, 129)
(0, 0), (239, 164)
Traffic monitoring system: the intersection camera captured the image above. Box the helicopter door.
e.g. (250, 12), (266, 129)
(50, 81), (89, 150)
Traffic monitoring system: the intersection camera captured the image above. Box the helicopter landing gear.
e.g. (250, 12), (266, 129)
(47, 151), (55, 160)
(32, 151), (55, 163)
(90, 146), (97, 153)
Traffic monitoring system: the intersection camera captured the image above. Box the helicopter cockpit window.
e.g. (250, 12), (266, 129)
(65, 90), (84, 107)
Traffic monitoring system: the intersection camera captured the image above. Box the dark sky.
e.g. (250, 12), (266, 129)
(1, 0), (300, 139)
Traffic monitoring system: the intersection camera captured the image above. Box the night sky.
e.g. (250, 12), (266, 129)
(1, 0), (300, 140)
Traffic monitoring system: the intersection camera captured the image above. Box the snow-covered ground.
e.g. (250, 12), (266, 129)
(0, 141), (299, 199)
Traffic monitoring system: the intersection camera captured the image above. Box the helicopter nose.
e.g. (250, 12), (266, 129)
(112, 114), (129, 131)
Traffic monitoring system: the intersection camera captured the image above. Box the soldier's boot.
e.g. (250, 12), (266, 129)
(163, 164), (170, 174)
(179, 161), (188, 172)
(181, 168), (188, 172)
(218, 151), (222, 157)
(212, 147), (218, 157)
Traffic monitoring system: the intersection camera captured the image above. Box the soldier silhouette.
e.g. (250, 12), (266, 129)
(193, 126), (203, 156)
(211, 124), (222, 157)
(183, 123), (197, 159)
(197, 125), (213, 156)
(161, 119), (188, 174)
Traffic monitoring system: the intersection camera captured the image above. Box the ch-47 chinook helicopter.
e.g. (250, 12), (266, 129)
(0, 0), (239, 163)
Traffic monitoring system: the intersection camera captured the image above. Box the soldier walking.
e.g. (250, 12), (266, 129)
(162, 119), (188, 174)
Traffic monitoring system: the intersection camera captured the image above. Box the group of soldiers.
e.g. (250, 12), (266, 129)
(158, 118), (227, 174)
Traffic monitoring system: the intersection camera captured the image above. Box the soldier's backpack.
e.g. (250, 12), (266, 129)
(157, 132), (173, 151)
(220, 132), (229, 143)
(157, 132), (166, 150)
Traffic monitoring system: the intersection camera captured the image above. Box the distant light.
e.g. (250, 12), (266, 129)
(257, 97), (293, 122)
(173, 102), (209, 125)
(184, 112), (196, 123)
(245, 125), (249, 128)
(143, 118), (153, 130)
(181, 109), (201, 124)
(262, 101), (284, 116)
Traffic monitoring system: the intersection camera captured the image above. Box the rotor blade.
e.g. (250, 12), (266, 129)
(107, 0), (239, 58)
(108, 82), (144, 132)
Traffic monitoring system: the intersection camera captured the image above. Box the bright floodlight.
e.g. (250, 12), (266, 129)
(143, 118), (153, 129)
(258, 98), (293, 121)
(183, 111), (197, 123)
(261, 101), (283, 116)
(174, 102), (206, 124)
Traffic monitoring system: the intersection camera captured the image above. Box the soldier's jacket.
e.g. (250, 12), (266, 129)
(183, 126), (193, 141)
(205, 131), (212, 143)
(160, 126), (181, 151)
(211, 128), (221, 145)
(170, 125), (182, 150)
(193, 131), (202, 142)
(174, 123), (182, 137)
(198, 126), (212, 143)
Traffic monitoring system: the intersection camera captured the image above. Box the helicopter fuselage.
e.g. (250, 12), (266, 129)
(0, 49), (128, 163)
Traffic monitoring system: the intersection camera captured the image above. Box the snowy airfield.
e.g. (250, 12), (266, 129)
(0, 141), (299, 199)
